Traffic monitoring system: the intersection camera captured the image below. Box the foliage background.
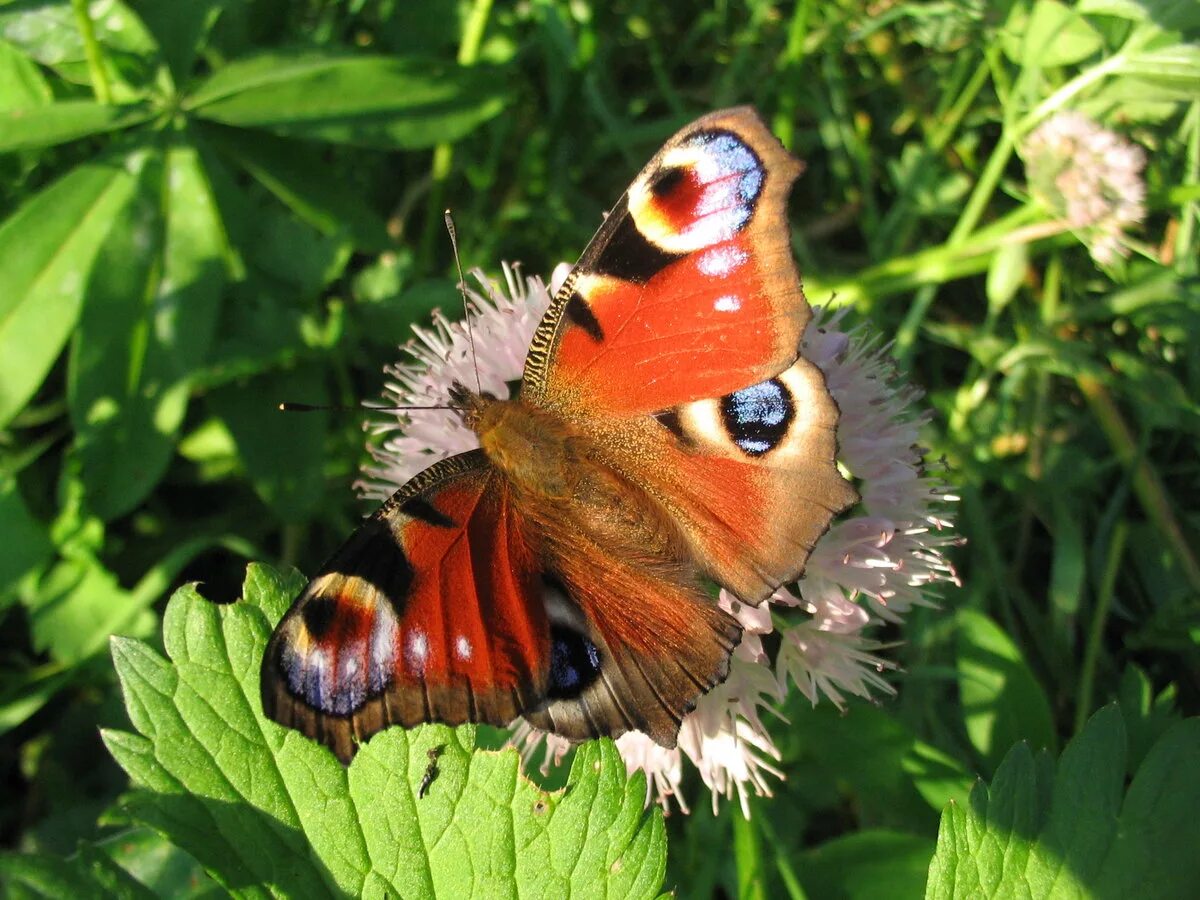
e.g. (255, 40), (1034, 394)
(0, 0), (1197, 897)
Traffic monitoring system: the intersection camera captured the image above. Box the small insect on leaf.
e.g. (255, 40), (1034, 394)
(419, 744), (445, 799)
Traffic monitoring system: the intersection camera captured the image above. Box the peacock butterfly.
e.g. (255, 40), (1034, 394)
(261, 107), (858, 763)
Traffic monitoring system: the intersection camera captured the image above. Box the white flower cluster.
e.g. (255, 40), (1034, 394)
(363, 266), (959, 816)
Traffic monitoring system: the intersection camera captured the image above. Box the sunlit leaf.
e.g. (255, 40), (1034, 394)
(104, 564), (667, 898)
(0, 154), (144, 428)
(187, 53), (509, 148)
(926, 707), (1200, 899)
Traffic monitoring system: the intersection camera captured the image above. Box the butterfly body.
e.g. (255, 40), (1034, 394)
(262, 108), (858, 763)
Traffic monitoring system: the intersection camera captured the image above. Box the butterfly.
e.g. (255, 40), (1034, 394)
(261, 107), (858, 763)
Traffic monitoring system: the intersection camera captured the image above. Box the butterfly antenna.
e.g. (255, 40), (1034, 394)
(279, 402), (457, 413)
(444, 209), (482, 395)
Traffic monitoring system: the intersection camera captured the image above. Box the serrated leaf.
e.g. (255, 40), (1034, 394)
(926, 706), (1200, 899)
(0, 100), (155, 152)
(105, 563), (666, 898)
(0, 154), (143, 428)
(187, 53), (509, 149)
(955, 609), (1057, 771)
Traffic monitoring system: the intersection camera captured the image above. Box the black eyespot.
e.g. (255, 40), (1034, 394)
(720, 378), (794, 456)
(649, 166), (686, 197)
(546, 626), (602, 699)
(301, 595), (337, 638)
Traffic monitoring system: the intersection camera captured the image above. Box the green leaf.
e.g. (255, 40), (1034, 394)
(926, 706), (1200, 899)
(0, 38), (52, 110)
(104, 564), (667, 898)
(0, 476), (53, 603)
(955, 609), (1057, 771)
(0, 845), (156, 899)
(984, 241), (1026, 317)
(201, 123), (390, 251)
(206, 367), (329, 523)
(0, 154), (144, 428)
(129, 0), (226, 83)
(0, 0), (161, 99)
(1003, 0), (1104, 68)
(68, 140), (228, 519)
(0, 101), (156, 153)
(1120, 42), (1200, 93)
(800, 830), (935, 900)
(187, 53), (509, 148)
(1048, 494), (1085, 619)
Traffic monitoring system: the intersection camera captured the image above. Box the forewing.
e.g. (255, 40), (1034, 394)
(523, 106), (808, 415)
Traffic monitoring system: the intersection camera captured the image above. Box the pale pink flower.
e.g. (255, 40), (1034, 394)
(1022, 112), (1147, 266)
(362, 266), (959, 813)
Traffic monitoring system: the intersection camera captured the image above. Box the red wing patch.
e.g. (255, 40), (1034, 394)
(524, 107), (810, 416)
(261, 451), (550, 762)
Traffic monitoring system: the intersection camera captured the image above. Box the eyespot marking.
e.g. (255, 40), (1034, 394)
(720, 378), (795, 457)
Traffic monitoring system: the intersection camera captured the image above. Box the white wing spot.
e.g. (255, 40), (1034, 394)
(698, 246), (748, 277)
(714, 294), (742, 312)
(406, 630), (429, 673)
(455, 635), (473, 661)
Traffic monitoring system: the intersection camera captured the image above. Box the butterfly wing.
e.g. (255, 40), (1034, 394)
(261, 451), (551, 762)
(523, 107), (856, 602)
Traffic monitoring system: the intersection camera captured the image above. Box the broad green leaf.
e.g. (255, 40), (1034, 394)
(68, 141), (228, 519)
(926, 706), (1200, 899)
(187, 53), (509, 148)
(0, 38), (51, 109)
(104, 564), (667, 898)
(206, 367), (328, 523)
(0, 0), (161, 99)
(0, 154), (144, 428)
(955, 609), (1056, 771)
(0, 476), (53, 603)
(0, 100), (155, 152)
(800, 830), (935, 900)
(1002, 0), (1104, 68)
(128, 0), (226, 83)
(201, 123), (390, 251)
(1120, 42), (1200, 93)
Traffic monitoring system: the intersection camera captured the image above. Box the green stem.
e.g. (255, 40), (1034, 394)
(71, 0), (112, 104)
(733, 804), (768, 900)
(1075, 521), (1126, 735)
(1076, 375), (1200, 594)
(815, 205), (1050, 304)
(420, 0), (494, 268)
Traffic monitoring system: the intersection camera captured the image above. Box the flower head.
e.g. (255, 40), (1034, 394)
(1022, 112), (1147, 266)
(363, 266), (959, 814)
